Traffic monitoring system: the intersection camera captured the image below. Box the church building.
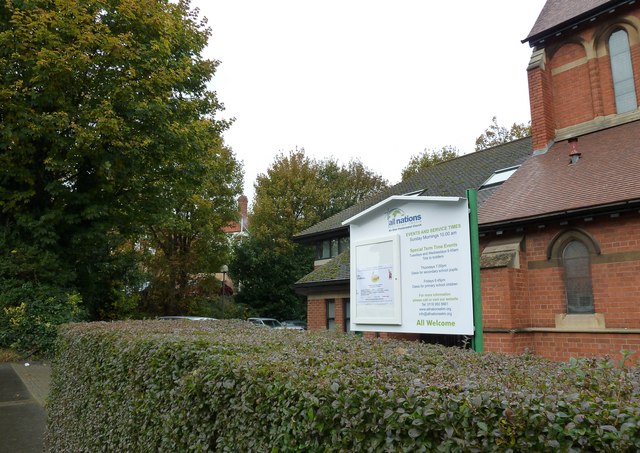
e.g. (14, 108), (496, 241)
(294, 0), (640, 363)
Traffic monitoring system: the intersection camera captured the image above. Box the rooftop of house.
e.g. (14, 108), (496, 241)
(524, 0), (624, 46)
(294, 137), (533, 241)
(479, 119), (640, 227)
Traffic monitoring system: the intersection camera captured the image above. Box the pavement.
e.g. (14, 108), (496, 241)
(0, 361), (51, 453)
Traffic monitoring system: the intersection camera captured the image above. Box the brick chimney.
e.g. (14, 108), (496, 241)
(238, 195), (248, 232)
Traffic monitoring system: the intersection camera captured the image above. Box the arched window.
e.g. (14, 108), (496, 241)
(562, 240), (594, 314)
(609, 29), (637, 114)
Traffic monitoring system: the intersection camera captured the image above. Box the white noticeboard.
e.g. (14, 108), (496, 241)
(354, 235), (401, 324)
(345, 196), (474, 335)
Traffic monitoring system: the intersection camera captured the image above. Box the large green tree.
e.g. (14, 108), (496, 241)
(232, 149), (387, 319)
(0, 0), (238, 331)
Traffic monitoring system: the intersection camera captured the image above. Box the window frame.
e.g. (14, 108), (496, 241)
(609, 28), (638, 114)
(343, 299), (351, 332)
(326, 299), (336, 330)
(562, 240), (595, 314)
(547, 228), (600, 315)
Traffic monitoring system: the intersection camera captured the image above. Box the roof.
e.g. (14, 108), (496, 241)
(342, 196), (463, 226)
(524, 0), (623, 45)
(295, 250), (350, 286)
(294, 137), (533, 241)
(479, 120), (640, 227)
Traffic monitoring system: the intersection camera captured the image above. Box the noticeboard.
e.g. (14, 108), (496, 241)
(345, 196), (474, 335)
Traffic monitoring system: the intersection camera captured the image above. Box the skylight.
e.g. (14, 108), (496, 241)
(480, 166), (520, 189)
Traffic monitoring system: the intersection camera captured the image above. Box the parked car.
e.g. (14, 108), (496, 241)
(247, 317), (284, 329)
(158, 316), (217, 321)
(281, 320), (306, 330)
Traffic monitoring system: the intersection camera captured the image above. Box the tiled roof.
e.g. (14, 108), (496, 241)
(524, 0), (619, 44)
(479, 120), (640, 226)
(294, 137), (533, 240)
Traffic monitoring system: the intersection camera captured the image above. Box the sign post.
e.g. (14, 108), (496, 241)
(466, 189), (483, 352)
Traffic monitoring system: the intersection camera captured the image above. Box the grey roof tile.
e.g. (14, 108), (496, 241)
(295, 137), (532, 240)
(525, 0), (619, 44)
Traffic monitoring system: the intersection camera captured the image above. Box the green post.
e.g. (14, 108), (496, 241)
(466, 189), (483, 352)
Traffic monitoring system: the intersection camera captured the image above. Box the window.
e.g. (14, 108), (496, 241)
(480, 166), (520, 189)
(609, 29), (637, 114)
(343, 299), (351, 332)
(562, 240), (594, 314)
(326, 299), (336, 330)
(316, 237), (350, 260)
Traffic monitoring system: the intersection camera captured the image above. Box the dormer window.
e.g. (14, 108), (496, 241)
(609, 29), (637, 114)
(316, 236), (349, 260)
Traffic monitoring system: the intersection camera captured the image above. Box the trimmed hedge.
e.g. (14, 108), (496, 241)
(47, 321), (640, 452)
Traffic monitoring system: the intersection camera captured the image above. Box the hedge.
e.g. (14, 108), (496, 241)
(46, 320), (640, 452)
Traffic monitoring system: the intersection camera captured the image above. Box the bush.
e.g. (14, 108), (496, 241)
(0, 284), (83, 357)
(47, 321), (640, 452)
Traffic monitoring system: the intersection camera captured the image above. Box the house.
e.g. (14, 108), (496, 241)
(222, 195), (249, 239)
(294, 0), (640, 362)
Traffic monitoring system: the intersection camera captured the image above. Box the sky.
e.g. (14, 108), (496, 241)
(191, 0), (548, 202)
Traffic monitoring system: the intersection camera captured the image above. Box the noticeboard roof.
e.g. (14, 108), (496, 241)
(341, 195), (464, 227)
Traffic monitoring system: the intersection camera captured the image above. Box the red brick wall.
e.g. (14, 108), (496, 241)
(549, 43), (594, 129)
(480, 213), (640, 361)
(531, 332), (640, 364)
(307, 298), (326, 330)
(528, 9), (640, 149)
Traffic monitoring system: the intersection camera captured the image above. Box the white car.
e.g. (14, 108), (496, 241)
(247, 317), (284, 328)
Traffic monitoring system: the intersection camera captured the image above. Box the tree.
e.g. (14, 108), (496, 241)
(475, 116), (531, 151)
(251, 149), (326, 243)
(251, 150), (388, 242)
(233, 148), (387, 319)
(230, 234), (311, 321)
(317, 158), (388, 219)
(0, 0), (237, 332)
(401, 146), (459, 181)
(140, 142), (242, 316)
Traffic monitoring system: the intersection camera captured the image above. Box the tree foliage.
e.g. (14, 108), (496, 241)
(232, 149), (386, 319)
(140, 141), (242, 316)
(401, 146), (459, 181)
(250, 149), (325, 243)
(475, 116), (531, 151)
(0, 0), (240, 346)
(230, 235), (311, 321)
(251, 149), (387, 242)
(317, 158), (388, 219)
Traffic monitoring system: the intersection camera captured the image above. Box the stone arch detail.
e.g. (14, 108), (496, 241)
(546, 228), (601, 261)
(594, 18), (640, 57)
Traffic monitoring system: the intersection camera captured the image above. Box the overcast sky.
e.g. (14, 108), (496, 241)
(191, 0), (548, 202)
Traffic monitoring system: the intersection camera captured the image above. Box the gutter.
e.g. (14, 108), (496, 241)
(523, 0), (634, 47)
(293, 279), (350, 296)
(292, 225), (349, 244)
(479, 199), (640, 233)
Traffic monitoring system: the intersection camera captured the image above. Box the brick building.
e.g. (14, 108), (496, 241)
(294, 0), (640, 363)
